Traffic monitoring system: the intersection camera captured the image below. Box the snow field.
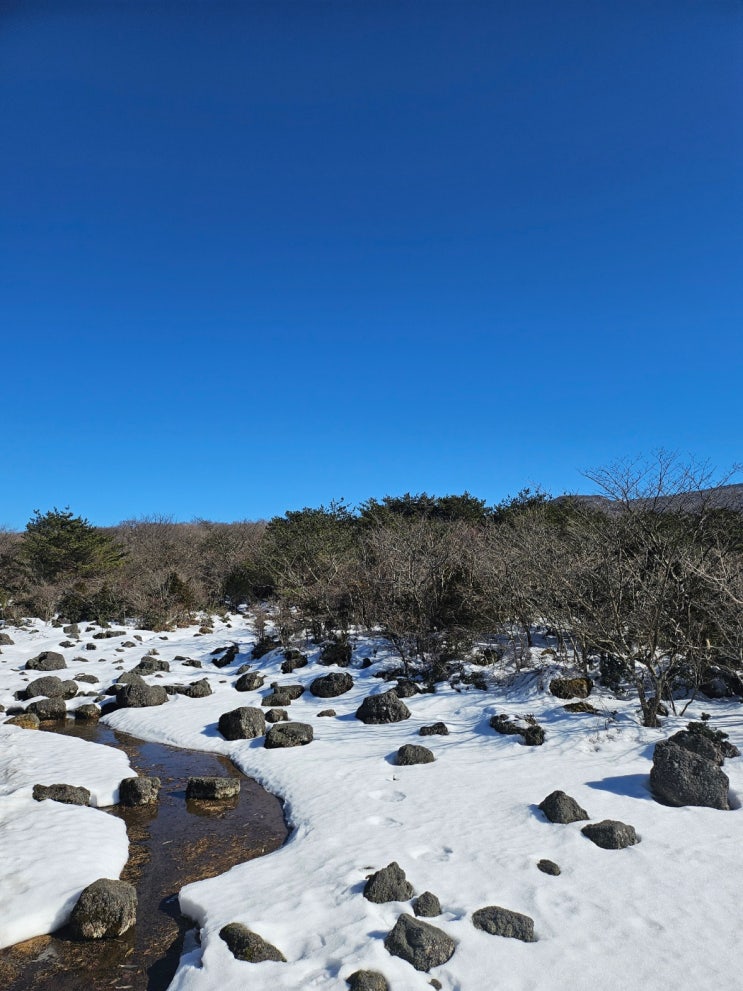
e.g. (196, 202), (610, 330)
(1, 618), (742, 990)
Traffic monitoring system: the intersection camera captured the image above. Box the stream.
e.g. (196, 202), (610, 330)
(0, 720), (289, 991)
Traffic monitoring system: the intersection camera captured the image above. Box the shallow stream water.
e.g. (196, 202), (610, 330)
(0, 721), (288, 991)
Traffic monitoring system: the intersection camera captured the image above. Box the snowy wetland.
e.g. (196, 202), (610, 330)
(1, 616), (742, 991)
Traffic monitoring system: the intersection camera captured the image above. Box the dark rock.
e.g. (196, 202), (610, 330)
(121, 641), (137, 649)
(235, 662), (252, 675)
(74, 704), (101, 722)
(419, 722), (449, 736)
(218, 706), (266, 740)
(310, 672), (354, 698)
(347, 971), (389, 991)
(186, 776), (240, 800)
(111, 670), (147, 690)
(211, 643), (239, 668)
(262, 691), (294, 707)
(394, 679), (419, 698)
(23, 676), (78, 700)
(58, 640), (76, 648)
(319, 640), (353, 666)
(396, 744), (435, 766)
(472, 905), (536, 942)
(563, 701), (601, 714)
(665, 729), (723, 764)
(264, 722), (314, 748)
(27, 697), (67, 721)
(317, 708), (336, 717)
(581, 820), (640, 849)
(175, 678), (213, 699)
(538, 790), (589, 824)
(5, 712), (40, 729)
(384, 914), (455, 971)
(70, 879), (137, 939)
(25, 651), (66, 671)
(219, 922), (286, 962)
(93, 630), (126, 640)
(270, 682), (305, 700)
(33, 783), (90, 805)
(235, 671), (265, 692)
(85, 643), (97, 650)
(413, 891), (441, 917)
(363, 862), (414, 903)
(699, 666), (743, 699)
(537, 859), (561, 876)
(75, 673), (99, 684)
(281, 650), (308, 674)
(251, 636), (282, 660)
(117, 683), (168, 708)
(182, 658), (202, 668)
(0, 633), (16, 645)
(650, 739), (730, 810)
(490, 714), (545, 746)
(646, 697), (669, 717)
(549, 677), (592, 700)
(133, 657), (170, 675)
(119, 776), (160, 806)
(669, 725), (739, 762)
(265, 707), (289, 723)
(355, 690), (411, 724)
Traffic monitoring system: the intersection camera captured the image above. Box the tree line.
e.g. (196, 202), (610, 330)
(1, 456), (741, 727)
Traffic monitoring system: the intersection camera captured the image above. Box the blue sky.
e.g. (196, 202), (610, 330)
(1, 1), (741, 529)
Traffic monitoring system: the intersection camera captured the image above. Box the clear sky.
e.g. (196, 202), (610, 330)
(1, 1), (741, 529)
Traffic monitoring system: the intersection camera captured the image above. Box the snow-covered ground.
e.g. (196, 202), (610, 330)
(1, 616), (742, 990)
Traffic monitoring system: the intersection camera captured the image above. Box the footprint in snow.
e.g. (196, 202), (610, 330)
(365, 815), (403, 828)
(368, 789), (406, 803)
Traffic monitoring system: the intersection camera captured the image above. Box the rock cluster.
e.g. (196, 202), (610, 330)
(650, 725), (733, 810)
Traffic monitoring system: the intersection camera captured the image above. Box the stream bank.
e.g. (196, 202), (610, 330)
(0, 720), (288, 991)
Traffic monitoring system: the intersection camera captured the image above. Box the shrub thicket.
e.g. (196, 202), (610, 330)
(1, 458), (741, 726)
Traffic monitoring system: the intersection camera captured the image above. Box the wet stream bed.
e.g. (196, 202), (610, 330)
(0, 721), (289, 991)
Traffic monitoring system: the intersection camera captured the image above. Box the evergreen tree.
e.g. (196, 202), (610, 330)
(23, 507), (125, 584)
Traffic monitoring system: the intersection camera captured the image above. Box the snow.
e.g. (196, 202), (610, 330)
(2, 617), (743, 990)
(0, 723), (131, 948)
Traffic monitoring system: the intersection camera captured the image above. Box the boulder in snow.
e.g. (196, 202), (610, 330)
(33, 783), (91, 806)
(264, 722), (314, 748)
(396, 744), (435, 766)
(363, 862), (414, 903)
(25, 651), (66, 671)
(219, 922), (286, 962)
(384, 914), (455, 971)
(650, 738), (730, 810)
(549, 677), (592, 699)
(472, 905), (536, 942)
(538, 790), (589, 824)
(310, 672), (354, 698)
(581, 819), (640, 849)
(355, 690), (411, 724)
(218, 706), (266, 740)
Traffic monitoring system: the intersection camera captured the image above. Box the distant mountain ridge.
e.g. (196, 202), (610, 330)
(555, 483), (743, 515)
